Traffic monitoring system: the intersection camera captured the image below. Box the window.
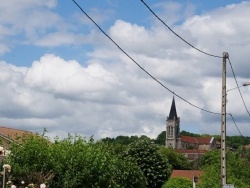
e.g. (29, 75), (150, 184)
(167, 126), (173, 138)
(170, 127), (173, 136)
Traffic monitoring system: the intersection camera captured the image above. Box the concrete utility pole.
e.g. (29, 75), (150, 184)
(221, 52), (228, 187)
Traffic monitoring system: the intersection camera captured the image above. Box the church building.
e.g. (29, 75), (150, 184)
(165, 97), (180, 148)
(165, 97), (217, 160)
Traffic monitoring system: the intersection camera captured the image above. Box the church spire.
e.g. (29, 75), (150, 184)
(168, 97), (178, 120)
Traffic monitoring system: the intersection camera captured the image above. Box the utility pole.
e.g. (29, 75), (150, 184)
(221, 52), (228, 187)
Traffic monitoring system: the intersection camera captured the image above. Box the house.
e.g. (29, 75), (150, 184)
(165, 97), (217, 159)
(0, 126), (34, 162)
(170, 170), (203, 183)
(175, 149), (207, 161)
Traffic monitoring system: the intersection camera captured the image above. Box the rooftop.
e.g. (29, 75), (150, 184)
(0, 126), (34, 142)
(181, 135), (213, 144)
(170, 170), (203, 182)
(175, 149), (207, 154)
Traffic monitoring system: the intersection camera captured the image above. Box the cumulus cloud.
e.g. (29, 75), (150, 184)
(0, 1), (250, 140)
(24, 54), (119, 101)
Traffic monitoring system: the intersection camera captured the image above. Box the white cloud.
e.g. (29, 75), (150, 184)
(1, 1), (250, 140)
(24, 54), (119, 100)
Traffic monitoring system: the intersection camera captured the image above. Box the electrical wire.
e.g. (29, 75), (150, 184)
(228, 113), (243, 137)
(140, 0), (248, 136)
(71, 0), (221, 116)
(140, 0), (223, 59)
(228, 57), (250, 117)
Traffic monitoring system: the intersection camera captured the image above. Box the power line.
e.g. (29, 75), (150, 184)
(227, 57), (250, 117)
(228, 113), (243, 137)
(140, 0), (223, 59)
(71, 0), (221, 116)
(139, 1), (247, 139)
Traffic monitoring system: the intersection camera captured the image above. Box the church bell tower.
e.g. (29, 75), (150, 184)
(165, 97), (180, 149)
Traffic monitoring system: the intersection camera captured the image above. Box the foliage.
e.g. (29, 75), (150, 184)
(155, 131), (165, 145)
(180, 130), (201, 137)
(237, 146), (250, 164)
(158, 146), (191, 170)
(226, 136), (250, 149)
(199, 150), (250, 188)
(155, 131), (250, 150)
(4, 134), (147, 188)
(162, 177), (192, 188)
(4, 134), (53, 187)
(123, 139), (171, 188)
(101, 135), (151, 145)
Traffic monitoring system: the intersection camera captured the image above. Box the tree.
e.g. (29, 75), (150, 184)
(226, 136), (250, 149)
(158, 146), (191, 170)
(4, 134), (147, 188)
(199, 150), (250, 188)
(123, 139), (172, 188)
(162, 177), (192, 188)
(180, 130), (200, 137)
(155, 131), (166, 145)
(100, 135), (152, 145)
(3, 134), (54, 187)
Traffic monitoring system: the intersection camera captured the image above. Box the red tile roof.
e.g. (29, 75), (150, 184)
(181, 135), (213, 144)
(175, 149), (207, 154)
(0, 126), (34, 141)
(170, 170), (203, 181)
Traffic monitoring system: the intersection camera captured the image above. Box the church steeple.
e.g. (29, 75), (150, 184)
(168, 97), (178, 120)
(166, 97), (180, 149)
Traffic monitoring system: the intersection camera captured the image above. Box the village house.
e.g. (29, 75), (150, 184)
(170, 170), (203, 184)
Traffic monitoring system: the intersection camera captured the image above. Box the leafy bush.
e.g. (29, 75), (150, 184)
(4, 134), (147, 188)
(162, 177), (192, 188)
(123, 139), (171, 188)
(158, 146), (191, 170)
(199, 150), (250, 188)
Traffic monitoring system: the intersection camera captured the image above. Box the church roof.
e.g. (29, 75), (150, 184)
(181, 135), (213, 144)
(168, 97), (178, 120)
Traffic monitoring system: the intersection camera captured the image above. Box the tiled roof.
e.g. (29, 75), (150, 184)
(0, 126), (34, 141)
(170, 170), (203, 181)
(175, 149), (207, 154)
(181, 135), (213, 144)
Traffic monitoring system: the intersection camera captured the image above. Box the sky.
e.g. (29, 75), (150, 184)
(0, 0), (250, 140)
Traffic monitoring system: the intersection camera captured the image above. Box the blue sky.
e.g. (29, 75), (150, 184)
(2, 0), (244, 66)
(0, 0), (250, 140)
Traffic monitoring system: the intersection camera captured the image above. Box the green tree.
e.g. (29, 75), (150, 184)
(199, 150), (250, 188)
(3, 134), (54, 186)
(155, 131), (166, 145)
(162, 177), (192, 188)
(5, 134), (147, 188)
(101, 135), (152, 145)
(123, 139), (172, 188)
(180, 130), (200, 137)
(226, 136), (250, 149)
(158, 146), (191, 170)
